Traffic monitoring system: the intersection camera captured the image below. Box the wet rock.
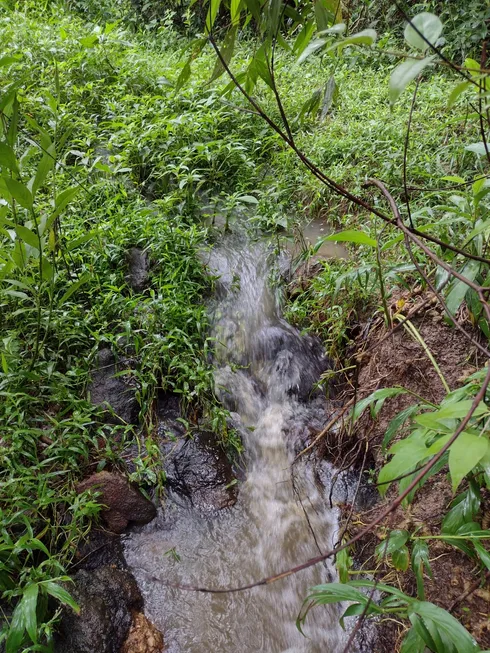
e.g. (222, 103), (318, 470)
(77, 471), (156, 533)
(121, 612), (164, 653)
(73, 529), (126, 571)
(88, 348), (139, 425)
(126, 247), (150, 292)
(54, 566), (142, 653)
(162, 431), (237, 512)
(253, 324), (330, 401)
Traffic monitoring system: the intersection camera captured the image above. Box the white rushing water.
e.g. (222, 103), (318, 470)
(124, 234), (351, 652)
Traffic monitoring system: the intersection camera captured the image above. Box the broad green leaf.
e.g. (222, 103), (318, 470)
(392, 545), (410, 571)
(59, 273), (90, 306)
(4, 177), (33, 210)
(67, 232), (95, 251)
(339, 602), (367, 630)
(466, 143), (488, 157)
(325, 229), (377, 247)
(314, 0), (335, 32)
(409, 600), (480, 653)
(14, 225), (40, 250)
(42, 256), (54, 282)
(80, 34), (99, 48)
(293, 20), (316, 57)
(253, 44), (274, 90)
(401, 625), (427, 653)
(410, 612), (441, 652)
(230, 0), (241, 25)
(425, 434), (451, 456)
(442, 483), (481, 534)
(206, 0), (222, 31)
(175, 61), (191, 92)
(441, 175), (466, 184)
(266, 0), (282, 38)
(0, 142), (19, 174)
(464, 219), (490, 246)
(349, 579), (412, 602)
(32, 143), (55, 195)
(43, 186), (80, 233)
(0, 55), (21, 67)
(6, 600), (25, 653)
(449, 431), (489, 491)
(382, 404), (420, 451)
(352, 387), (406, 421)
(389, 56), (435, 104)
(326, 29), (377, 53)
(298, 38), (326, 64)
(445, 259), (481, 316)
(415, 399), (488, 428)
(22, 583), (39, 643)
(335, 544), (352, 583)
(243, 0), (261, 22)
(317, 23), (346, 36)
(404, 12), (443, 52)
(210, 25), (237, 82)
(378, 435), (430, 495)
(44, 582), (79, 613)
(448, 81), (471, 108)
(306, 582), (369, 605)
(376, 529), (409, 560)
(474, 540), (490, 571)
(464, 58), (480, 76)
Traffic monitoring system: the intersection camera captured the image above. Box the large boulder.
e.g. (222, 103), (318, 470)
(77, 471), (156, 533)
(54, 566), (142, 653)
(88, 348), (139, 425)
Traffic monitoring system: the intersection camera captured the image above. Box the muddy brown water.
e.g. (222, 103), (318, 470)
(295, 217), (348, 259)
(124, 234), (358, 652)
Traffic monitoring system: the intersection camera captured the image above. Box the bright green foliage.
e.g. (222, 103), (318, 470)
(2, 0), (490, 649)
(298, 580), (481, 652)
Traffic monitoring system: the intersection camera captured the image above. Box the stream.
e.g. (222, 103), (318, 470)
(124, 233), (357, 652)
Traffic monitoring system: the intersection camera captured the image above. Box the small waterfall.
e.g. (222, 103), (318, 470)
(124, 233), (351, 652)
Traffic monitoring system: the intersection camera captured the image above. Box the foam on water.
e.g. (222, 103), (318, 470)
(124, 234), (350, 652)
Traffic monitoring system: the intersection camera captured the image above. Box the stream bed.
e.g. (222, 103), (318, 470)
(124, 233), (359, 652)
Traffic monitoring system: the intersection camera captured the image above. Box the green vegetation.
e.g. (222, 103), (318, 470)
(1, 0), (490, 650)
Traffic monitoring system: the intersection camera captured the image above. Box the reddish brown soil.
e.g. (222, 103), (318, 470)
(332, 291), (490, 651)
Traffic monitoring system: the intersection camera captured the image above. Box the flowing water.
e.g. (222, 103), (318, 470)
(124, 234), (353, 652)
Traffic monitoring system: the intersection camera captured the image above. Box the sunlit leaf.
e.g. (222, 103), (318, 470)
(4, 177), (33, 210)
(326, 29), (377, 53)
(389, 56), (435, 104)
(324, 229), (377, 247)
(404, 12), (443, 52)
(449, 431), (489, 491)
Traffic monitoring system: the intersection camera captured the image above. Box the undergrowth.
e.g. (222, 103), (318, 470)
(1, 0), (489, 650)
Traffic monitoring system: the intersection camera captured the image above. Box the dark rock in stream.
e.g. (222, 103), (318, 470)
(155, 392), (238, 512)
(162, 430), (237, 512)
(126, 246), (150, 292)
(77, 471), (156, 533)
(88, 348), (139, 425)
(252, 324), (330, 401)
(73, 529), (126, 571)
(54, 566), (142, 653)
